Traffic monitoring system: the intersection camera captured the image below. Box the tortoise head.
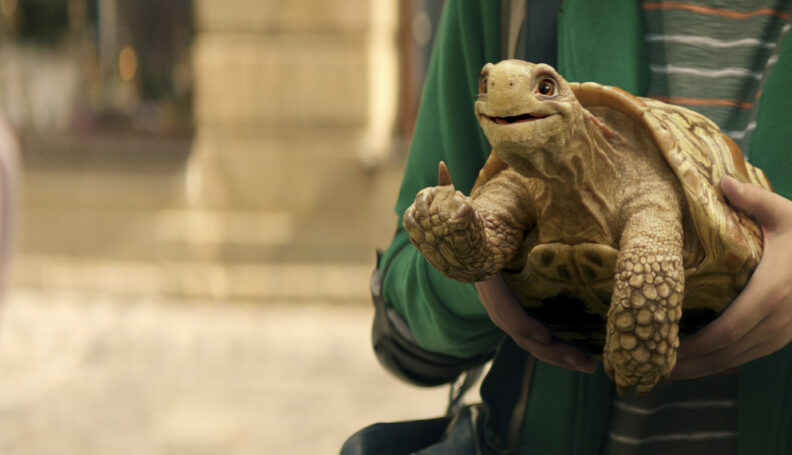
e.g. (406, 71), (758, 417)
(475, 60), (581, 173)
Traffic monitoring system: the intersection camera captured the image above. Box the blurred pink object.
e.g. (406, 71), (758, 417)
(0, 114), (19, 294)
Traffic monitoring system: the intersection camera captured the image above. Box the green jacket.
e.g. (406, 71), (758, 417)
(381, 1), (792, 453)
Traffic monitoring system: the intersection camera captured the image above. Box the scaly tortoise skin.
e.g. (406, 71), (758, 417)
(403, 60), (770, 395)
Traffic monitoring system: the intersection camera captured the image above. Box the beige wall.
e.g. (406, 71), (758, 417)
(10, 0), (405, 299)
(189, 0), (402, 257)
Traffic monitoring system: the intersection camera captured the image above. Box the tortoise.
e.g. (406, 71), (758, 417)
(402, 59), (770, 395)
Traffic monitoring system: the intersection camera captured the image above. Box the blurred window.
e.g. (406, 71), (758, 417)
(0, 0), (194, 137)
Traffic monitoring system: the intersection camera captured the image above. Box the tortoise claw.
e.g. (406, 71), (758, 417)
(438, 161), (453, 188)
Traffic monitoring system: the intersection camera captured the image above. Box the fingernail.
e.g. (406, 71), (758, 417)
(564, 355), (580, 369)
(580, 358), (597, 373)
(532, 332), (551, 344)
(565, 355), (596, 373)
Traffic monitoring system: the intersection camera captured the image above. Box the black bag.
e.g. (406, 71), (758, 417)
(340, 338), (536, 455)
(340, 404), (487, 455)
(369, 249), (493, 391)
(344, 249), (535, 454)
(341, 250), (494, 455)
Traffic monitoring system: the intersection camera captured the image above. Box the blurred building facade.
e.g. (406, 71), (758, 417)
(0, 0), (444, 301)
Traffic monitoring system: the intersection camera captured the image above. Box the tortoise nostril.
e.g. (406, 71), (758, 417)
(479, 63), (494, 95)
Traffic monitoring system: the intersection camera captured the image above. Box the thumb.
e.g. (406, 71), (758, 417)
(720, 175), (786, 230)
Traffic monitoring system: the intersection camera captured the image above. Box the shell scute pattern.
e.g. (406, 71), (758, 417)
(572, 84), (769, 282)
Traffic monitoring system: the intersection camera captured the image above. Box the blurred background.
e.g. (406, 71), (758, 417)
(0, 0), (459, 453)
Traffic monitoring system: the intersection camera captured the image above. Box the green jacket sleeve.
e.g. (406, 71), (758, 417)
(379, 0), (504, 358)
(747, 18), (792, 199)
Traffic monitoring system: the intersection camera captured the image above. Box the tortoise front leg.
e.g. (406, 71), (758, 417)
(604, 210), (685, 396)
(403, 163), (527, 283)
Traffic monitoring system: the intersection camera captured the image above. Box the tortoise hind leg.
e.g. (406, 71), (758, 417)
(604, 213), (684, 396)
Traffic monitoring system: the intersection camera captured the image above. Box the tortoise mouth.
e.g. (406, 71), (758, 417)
(482, 112), (554, 125)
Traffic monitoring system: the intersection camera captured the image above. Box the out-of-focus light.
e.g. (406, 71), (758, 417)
(0, 0), (18, 18)
(119, 46), (138, 82)
(412, 11), (431, 47)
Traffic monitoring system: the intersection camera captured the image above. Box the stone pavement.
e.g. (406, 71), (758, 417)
(0, 288), (454, 455)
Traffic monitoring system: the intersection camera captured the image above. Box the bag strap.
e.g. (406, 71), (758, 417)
(501, 0), (526, 59)
(502, 0), (563, 65)
(480, 339), (536, 454)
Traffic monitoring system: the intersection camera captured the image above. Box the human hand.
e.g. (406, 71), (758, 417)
(672, 176), (792, 379)
(475, 274), (597, 373)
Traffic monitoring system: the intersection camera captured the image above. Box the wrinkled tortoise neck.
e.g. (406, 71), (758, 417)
(523, 104), (622, 187)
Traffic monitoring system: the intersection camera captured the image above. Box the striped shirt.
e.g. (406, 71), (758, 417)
(641, 0), (791, 152)
(603, 375), (738, 454)
(604, 2), (790, 454)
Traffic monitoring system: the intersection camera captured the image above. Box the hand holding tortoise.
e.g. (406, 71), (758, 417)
(672, 176), (792, 379)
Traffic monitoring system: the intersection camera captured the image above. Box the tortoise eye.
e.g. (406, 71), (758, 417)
(536, 79), (555, 96)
